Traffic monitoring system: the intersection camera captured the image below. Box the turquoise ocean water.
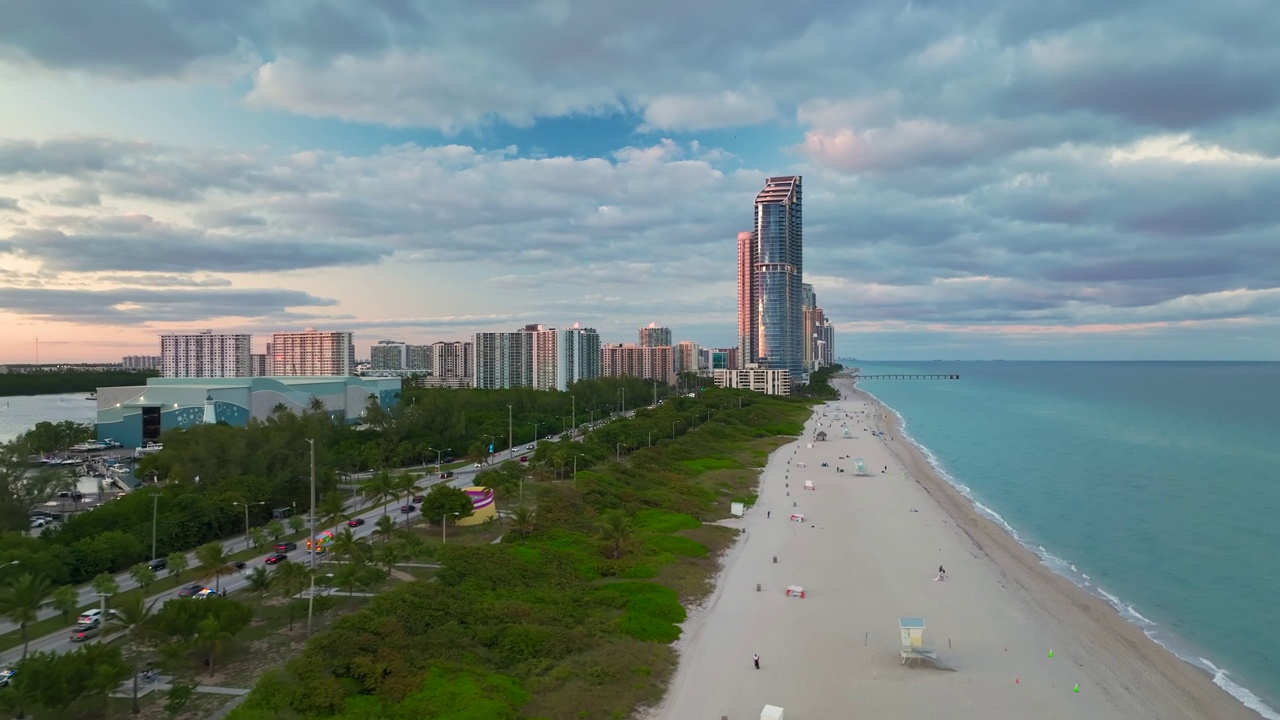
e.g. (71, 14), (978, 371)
(856, 361), (1279, 718)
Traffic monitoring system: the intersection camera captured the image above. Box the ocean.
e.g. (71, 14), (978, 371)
(855, 361), (1280, 718)
(0, 392), (99, 443)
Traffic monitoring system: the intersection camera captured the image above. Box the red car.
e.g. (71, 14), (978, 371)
(519, 456), (528, 463)
(265, 553), (288, 565)
(347, 518), (365, 527)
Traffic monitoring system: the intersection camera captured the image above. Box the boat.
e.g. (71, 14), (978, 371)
(85, 392), (97, 401)
(133, 442), (163, 458)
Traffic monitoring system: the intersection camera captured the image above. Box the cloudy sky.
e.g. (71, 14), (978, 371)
(1, 0), (1277, 363)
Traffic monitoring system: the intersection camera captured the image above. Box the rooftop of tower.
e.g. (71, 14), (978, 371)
(755, 175), (801, 204)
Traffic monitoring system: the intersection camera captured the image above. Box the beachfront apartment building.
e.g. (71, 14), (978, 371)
(122, 355), (162, 371)
(249, 353), (268, 377)
(738, 176), (806, 380)
(601, 343), (676, 386)
(267, 329), (356, 376)
(370, 340), (408, 371)
(431, 341), (472, 380)
(713, 364), (792, 395)
(473, 325), (557, 390)
(160, 331), (252, 378)
(406, 344), (433, 373)
(638, 323), (673, 348)
(558, 324), (602, 390)
(675, 341), (700, 374)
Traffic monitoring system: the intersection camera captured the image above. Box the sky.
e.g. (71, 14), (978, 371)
(1, 0), (1278, 363)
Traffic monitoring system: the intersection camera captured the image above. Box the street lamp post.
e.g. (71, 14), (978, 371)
(429, 446), (449, 475)
(619, 388), (626, 415)
(150, 493), (160, 564)
(507, 404), (514, 460)
(647, 431), (653, 447)
(482, 434), (497, 463)
(571, 395), (576, 438)
(232, 501), (266, 551)
(616, 443), (622, 462)
(573, 454), (586, 478)
(442, 511), (461, 544)
(306, 438), (317, 570)
(672, 420), (680, 439)
(307, 571), (334, 637)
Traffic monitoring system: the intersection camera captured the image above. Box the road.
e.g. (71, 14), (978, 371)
(0, 442), (548, 646)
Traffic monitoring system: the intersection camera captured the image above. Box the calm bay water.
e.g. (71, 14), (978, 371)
(0, 392), (99, 443)
(856, 361), (1280, 718)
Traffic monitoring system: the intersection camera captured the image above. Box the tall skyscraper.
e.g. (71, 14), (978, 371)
(638, 323), (672, 348)
(675, 341), (700, 375)
(160, 331), (251, 378)
(559, 324), (602, 390)
(430, 341), (471, 379)
(737, 176), (804, 380)
(268, 329), (356, 376)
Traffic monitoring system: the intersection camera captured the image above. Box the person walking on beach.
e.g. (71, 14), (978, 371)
(753, 654), (761, 669)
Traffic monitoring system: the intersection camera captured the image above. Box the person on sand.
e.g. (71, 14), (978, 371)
(936, 565), (946, 581)
(753, 654), (761, 669)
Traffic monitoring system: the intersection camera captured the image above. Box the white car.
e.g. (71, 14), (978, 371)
(78, 609), (103, 625)
(525, 444), (534, 450)
(474, 462), (483, 468)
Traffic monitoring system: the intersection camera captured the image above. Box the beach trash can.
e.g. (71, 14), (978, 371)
(761, 705), (785, 720)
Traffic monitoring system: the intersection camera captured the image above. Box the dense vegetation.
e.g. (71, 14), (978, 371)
(0, 368), (158, 397)
(226, 388), (812, 720)
(798, 363), (845, 399)
(0, 377), (685, 586)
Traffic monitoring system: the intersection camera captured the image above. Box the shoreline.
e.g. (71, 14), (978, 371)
(860, 381), (1280, 719)
(651, 380), (1259, 719)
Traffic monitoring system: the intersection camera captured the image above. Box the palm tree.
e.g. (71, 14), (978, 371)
(266, 519), (285, 542)
(129, 563), (156, 595)
(373, 514), (397, 545)
(392, 473), (422, 508)
(330, 528), (367, 565)
(104, 593), (159, 715)
(330, 563), (375, 607)
(194, 542), (237, 593)
(287, 514), (305, 534)
(167, 551), (189, 583)
(0, 573), (53, 660)
(248, 526), (268, 550)
(317, 492), (347, 533)
(597, 510), (633, 560)
(273, 562), (310, 631)
(360, 471), (396, 516)
(92, 572), (120, 607)
(376, 543), (404, 577)
(193, 616), (233, 676)
(511, 506), (536, 538)
(244, 567), (273, 601)
(50, 584), (79, 625)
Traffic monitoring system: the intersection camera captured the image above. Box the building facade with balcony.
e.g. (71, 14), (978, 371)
(160, 331), (252, 378)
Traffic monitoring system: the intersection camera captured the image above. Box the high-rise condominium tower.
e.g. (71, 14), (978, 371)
(160, 331), (252, 378)
(268, 329), (356, 376)
(473, 325), (557, 390)
(638, 323), (672, 348)
(558, 324), (602, 390)
(737, 176), (804, 379)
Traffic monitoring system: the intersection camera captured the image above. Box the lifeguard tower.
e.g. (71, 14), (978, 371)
(854, 458), (870, 476)
(841, 425), (852, 438)
(899, 617), (938, 666)
(761, 704), (785, 720)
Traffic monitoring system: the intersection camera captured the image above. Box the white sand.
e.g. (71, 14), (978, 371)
(651, 378), (1257, 720)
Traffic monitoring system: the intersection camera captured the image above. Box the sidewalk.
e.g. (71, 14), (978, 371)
(109, 674), (251, 699)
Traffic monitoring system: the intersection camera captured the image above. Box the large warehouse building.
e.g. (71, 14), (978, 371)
(95, 376), (400, 448)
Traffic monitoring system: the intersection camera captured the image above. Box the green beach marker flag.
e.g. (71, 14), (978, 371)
(1048, 649), (1054, 658)
(1074, 684), (1079, 693)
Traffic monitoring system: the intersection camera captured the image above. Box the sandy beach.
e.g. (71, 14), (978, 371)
(651, 376), (1258, 719)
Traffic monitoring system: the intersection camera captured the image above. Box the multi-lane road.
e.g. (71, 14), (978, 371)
(0, 441), (556, 663)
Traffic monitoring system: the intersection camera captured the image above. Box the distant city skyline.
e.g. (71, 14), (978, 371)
(1, 3), (1277, 362)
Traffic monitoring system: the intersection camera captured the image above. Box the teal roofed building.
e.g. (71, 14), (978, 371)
(95, 376), (401, 448)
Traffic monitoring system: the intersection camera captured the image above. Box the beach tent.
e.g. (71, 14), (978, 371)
(804, 480), (814, 491)
(815, 431), (827, 441)
(785, 585), (806, 598)
(730, 502), (745, 517)
(790, 513), (805, 522)
(854, 458), (870, 476)
(761, 705), (785, 720)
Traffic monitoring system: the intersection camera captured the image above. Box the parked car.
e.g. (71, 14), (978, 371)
(30, 517), (50, 529)
(148, 557), (167, 572)
(347, 517), (366, 527)
(443, 456), (454, 463)
(265, 553), (288, 565)
(70, 625), (101, 642)
(399, 504), (416, 514)
(519, 456), (528, 463)
(274, 541), (297, 553)
(177, 584), (204, 598)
